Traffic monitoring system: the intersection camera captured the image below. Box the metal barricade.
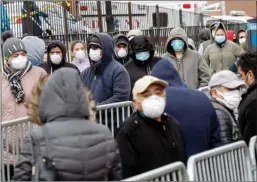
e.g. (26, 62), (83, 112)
(122, 162), (188, 181)
(198, 86), (210, 98)
(96, 101), (135, 136)
(249, 136), (257, 181)
(187, 141), (253, 181)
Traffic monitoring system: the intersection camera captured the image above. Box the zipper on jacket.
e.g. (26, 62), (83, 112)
(163, 125), (166, 131)
(146, 64), (151, 75)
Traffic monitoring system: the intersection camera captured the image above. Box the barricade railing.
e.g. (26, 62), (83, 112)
(122, 162), (188, 181)
(1, 101), (135, 181)
(198, 86), (210, 98)
(96, 101), (135, 136)
(249, 136), (257, 181)
(187, 141), (253, 181)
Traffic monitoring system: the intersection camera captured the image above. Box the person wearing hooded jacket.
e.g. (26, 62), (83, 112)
(13, 68), (121, 181)
(22, 36), (45, 66)
(151, 59), (222, 158)
(198, 28), (211, 45)
(162, 27), (211, 89)
(39, 40), (79, 75)
(113, 34), (130, 65)
(124, 35), (162, 96)
(80, 33), (131, 105)
(204, 22), (244, 74)
(198, 22), (219, 55)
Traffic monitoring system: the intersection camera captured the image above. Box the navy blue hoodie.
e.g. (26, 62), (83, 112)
(80, 33), (131, 105)
(151, 59), (222, 157)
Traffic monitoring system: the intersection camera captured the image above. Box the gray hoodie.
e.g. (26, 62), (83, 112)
(204, 22), (244, 74)
(162, 27), (211, 89)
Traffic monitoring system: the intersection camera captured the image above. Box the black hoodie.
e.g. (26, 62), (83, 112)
(113, 34), (130, 65)
(39, 40), (79, 75)
(124, 35), (162, 93)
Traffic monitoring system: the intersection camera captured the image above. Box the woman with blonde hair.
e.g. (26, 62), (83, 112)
(13, 68), (121, 181)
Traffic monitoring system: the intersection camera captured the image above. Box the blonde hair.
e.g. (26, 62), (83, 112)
(29, 77), (96, 125)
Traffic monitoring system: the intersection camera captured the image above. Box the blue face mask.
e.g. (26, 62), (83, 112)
(135, 51), (150, 61)
(170, 40), (185, 52)
(215, 35), (226, 43)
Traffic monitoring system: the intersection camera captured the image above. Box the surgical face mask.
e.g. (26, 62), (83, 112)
(89, 48), (102, 62)
(117, 48), (127, 58)
(216, 89), (241, 110)
(215, 35), (226, 44)
(11, 55), (28, 70)
(170, 40), (185, 52)
(141, 95), (165, 119)
(50, 54), (62, 65)
(239, 38), (246, 44)
(75, 50), (86, 60)
(135, 51), (150, 61)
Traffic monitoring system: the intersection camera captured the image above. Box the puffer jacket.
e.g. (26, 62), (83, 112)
(211, 99), (239, 144)
(13, 68), (121, 181)
(204, 22), (244, 74)
(162, 27), (211, 89)
(1, 66), (47, 165)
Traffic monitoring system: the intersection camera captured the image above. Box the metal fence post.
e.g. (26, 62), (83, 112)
(62, 1), (69, 36)
(128, 2), (132, 30)
(23, 1), (33, 36)
(200, 13), (204, 26)
(155, 5), (160, 45)
(97, 1), (103, 32)
(179, 9), (183, 28)
(149, 27), (155, 46)
(105, 1), (114, 33)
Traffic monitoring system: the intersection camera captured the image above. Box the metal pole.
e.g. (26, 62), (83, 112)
(97, 1), (103, 32)
(128, 2), (132, 30)
(24, 1), (33, 36)
(62, 1), (69, 35)
(155, 5), (160, 45)
(105, 1), (114, 33)
(179, 9), (183, 28)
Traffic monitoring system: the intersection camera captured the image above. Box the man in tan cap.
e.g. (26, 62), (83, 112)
(115, 75), (186, 179)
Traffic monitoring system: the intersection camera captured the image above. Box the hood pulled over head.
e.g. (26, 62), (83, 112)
(38, 68), (92, 124)
(87, 33), (114, 71)
(166, 27), (188, 56)
(130, 35), (154, 65)
(151, 59), (187, 88)
(113, 34), (129, 60)
(46, 40), (67, 67)
(198, 28), (211, 43)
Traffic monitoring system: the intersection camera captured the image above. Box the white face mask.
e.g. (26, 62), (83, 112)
(75, 50), (86, 60)
(89, 48), (102, 62)
(50, 54), (62, 65)
(216, 89), (241, 110)
(11, 55), (28, 70)
(239, 38), (246, 44)
(117, 48), (127, 58)
(141, 95), (165, 119)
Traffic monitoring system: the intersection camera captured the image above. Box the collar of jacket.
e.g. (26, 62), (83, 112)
(242, 81), (257, 99)
(137, 111), (168, 131)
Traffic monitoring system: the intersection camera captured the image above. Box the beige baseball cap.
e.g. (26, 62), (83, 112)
(132, 75), (168, 99)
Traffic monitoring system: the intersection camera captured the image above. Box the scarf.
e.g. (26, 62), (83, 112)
(4, 61), (32, 103)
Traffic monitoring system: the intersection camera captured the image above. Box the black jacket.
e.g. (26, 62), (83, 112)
(124, 35), (161, 95)
(113, 34), (130, 65)
(115, 112), (186, 179)
(238, 82), (257, 144)
(211, 99), (239, 144)
(13, 68), (121, 181)
(39, 40), (79, 75)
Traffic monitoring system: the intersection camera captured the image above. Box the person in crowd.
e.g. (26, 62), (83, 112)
(1, 37), (47, 180)
(235, 30), (246, 46)
(204, 22), (244, 74)
(209, 70), (244, 144)
(237, 51), (257, 144)
(198, 28), (210, 45)
(151, 59), (222, 157)
(162, 27), (211, 89)
(188, 38), (196, 51)
(13, 68), (121, 181)
(1, 30), (13, 44)
(80, 33), (131, 105)
(124, 35), (161, 95)
(115, 75), (186, 178)
(113, 34), (130, 65)
(198, 22), (219, 55)
(127, 29), (143, 41)
(226, 30), (236, 41)
(22, 36), (45, 66)
(39, 40), (79, 75)
(70, 40), (90, 72)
